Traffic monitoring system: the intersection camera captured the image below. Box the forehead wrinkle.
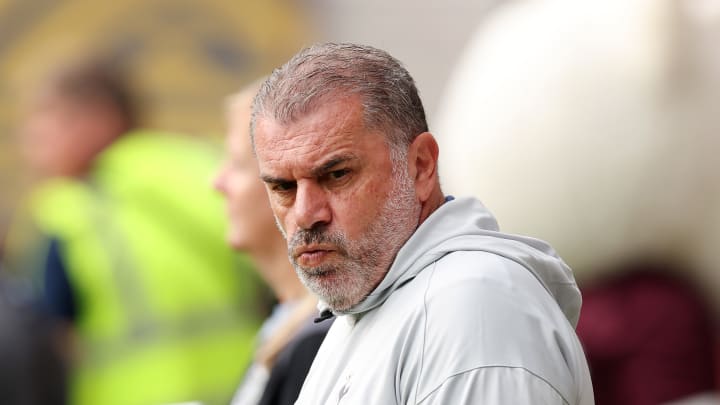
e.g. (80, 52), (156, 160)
(310, 153), (358, 177)
(260, 137), (357, 182)
(255, 96), (375, 178)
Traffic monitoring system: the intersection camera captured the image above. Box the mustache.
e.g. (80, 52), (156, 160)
(288, 226), (348, 258)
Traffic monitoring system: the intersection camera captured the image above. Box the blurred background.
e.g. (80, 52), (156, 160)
(0, 0), (500, 238)
(0, 0), (312, 225)
(0, 0), (717, 404)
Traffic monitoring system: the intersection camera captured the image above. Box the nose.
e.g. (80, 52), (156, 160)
(293, 180), (331, 231)
(213, 162), (230, 195)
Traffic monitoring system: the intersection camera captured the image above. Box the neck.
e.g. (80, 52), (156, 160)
(251, 242), (307, 303)
(418, 187), (446, 225)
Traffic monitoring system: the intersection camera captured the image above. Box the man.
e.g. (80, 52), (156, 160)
(250, 42), (594, 404)
(214, 83), (331, 405)
(2, 58), (264, 405)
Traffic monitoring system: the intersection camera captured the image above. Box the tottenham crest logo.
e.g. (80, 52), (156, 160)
(337, 373), (351, 403)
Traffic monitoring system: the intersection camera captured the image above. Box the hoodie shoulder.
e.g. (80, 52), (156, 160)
(413, 250), (583, 403)
(426, 250), (569, 316)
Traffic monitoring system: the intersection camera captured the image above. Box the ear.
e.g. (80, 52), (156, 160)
(408, 132), (440, 203)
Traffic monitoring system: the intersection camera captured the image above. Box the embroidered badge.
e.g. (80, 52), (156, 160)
(338, 373), (351, 404)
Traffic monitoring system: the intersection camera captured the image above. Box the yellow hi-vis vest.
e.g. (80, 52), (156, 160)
(26, 131), (266, 405)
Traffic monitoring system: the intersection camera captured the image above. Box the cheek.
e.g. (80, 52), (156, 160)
(237, 180), (278, 222)
(264, 193), (296, 239)
(254, 187), (277, 221)
(269, 202), (292, 236)
(338, 180), (390, 232)
(223, 178), (244, 205)
(333, 201), (366, 240)
(225, 175), (256, 206)
(23, 118), (63, 151)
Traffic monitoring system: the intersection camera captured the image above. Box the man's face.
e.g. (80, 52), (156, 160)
(214, 98), (278, 251)
(253, 96), (421, 311)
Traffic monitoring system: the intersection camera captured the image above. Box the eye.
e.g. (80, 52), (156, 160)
(330, 169), (350, 180)
(272, 181), (296, 192)
(322, 168), (352, 187)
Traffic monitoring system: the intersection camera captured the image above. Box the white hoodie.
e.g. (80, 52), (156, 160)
(295, 197), (594, 405)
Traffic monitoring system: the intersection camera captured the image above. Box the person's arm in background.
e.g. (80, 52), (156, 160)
(43, 237), (76, 322)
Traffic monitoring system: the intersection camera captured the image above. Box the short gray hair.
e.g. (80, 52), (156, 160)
(250, 43), (428, 152)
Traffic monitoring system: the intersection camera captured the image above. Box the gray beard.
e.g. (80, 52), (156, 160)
(287, 159), (420, 311)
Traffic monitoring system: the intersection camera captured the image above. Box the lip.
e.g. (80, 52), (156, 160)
(293, 244), (336, 257)
(293, 245), (336, 266)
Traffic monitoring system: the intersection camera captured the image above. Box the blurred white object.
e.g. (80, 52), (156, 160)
(435, 0), (720, 298)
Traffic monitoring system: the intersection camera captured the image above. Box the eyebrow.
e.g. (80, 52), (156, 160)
(259, 153), (358, 185)
(259, 174), (290, 185)
(310, 153), (357, 177)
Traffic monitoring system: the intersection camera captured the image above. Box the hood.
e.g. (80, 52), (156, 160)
(323, 197), (582, 326)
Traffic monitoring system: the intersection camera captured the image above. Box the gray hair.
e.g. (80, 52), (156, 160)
(250, 43), (428, 152)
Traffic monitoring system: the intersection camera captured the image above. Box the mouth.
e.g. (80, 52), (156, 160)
(293, 245), (337, 267)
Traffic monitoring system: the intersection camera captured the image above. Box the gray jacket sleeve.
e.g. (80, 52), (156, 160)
(416, 366), (569, 405)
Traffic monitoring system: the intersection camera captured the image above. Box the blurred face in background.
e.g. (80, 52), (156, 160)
(214, 94), (279, 252)
(20, 91), (124, 178)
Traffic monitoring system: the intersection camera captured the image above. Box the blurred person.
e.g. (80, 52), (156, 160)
(249, 42), (593, 404)
(435, 0), (720, 403)
(214, 82), (331, 405)
(1, 58), (267, 405)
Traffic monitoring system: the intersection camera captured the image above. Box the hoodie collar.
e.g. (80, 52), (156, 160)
(319, 197), (581, 327)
